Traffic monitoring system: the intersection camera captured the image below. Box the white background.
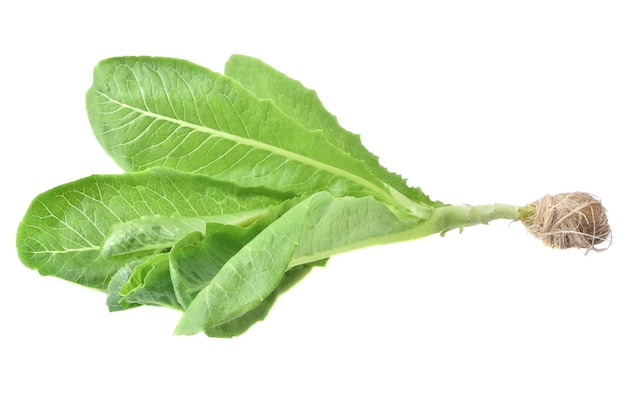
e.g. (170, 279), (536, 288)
(2, 1), (624, 406)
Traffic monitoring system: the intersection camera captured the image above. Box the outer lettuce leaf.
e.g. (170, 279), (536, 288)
(16, 167), (287, 289)
(224, 54), (438, 207)
(86, 56), (406, 207)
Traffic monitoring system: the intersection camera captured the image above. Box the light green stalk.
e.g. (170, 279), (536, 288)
(410, 203), (535, 239)
(290, 202), (536, 267)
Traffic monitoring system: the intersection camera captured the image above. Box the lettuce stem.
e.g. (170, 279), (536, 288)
(289, 202), (534, 267)
(413, 203), (534, 239)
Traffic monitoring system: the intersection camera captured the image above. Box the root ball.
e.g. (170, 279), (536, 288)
(523, 192), (611, 251)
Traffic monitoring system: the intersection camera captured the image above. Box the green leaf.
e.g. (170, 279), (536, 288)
(86, 56), (408, 207)
(174, 194), (314, 335)
(106, 259), (145, 311)
(289, 194), (423, 267)
(169, 223), (262, 309)
(169, 198), (300, 308)
(167, 231), (204, 309)
(101, 215), (205, 258)
(16, 167), (287, 289)
(169, 199), (325, 337)
(175, 191), (420, 335)
(224, 54), (437, 207)
(204, 263), (317, 338)
(119, 253), (181, 310)
(100, 211), (263, 258)
(203, 289), (280, 338)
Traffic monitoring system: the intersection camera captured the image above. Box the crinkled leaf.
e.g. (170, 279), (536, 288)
(119, 253), (181, 310)
(169, 198), (300, 308)
(103, 215), (207, 258)
(106, 259), (145, 311)
(175, 194), (313, 335)
(170, 223), (261, 309)
(167, 231), (204, 308)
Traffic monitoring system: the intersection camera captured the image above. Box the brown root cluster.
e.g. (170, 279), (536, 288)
(522, 192), (611, 252)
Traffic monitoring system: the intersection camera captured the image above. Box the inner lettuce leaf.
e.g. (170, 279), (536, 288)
(118, 253), (182, 310)
(170, 198), (302, 308)
(176, 191), (422, 335)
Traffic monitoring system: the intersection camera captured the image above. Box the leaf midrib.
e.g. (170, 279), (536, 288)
(28, 246), (100, 255)
(97, 91), (393, 203)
